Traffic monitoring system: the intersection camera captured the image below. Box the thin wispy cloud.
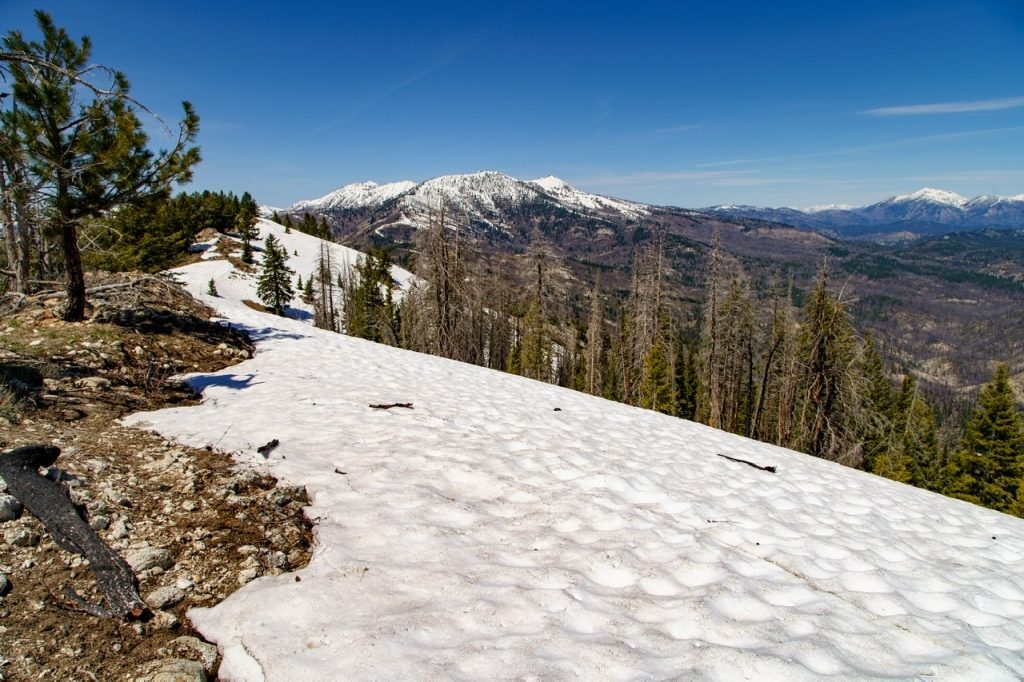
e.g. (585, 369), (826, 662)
(863, 95), (1024, 116)
(907, 169), (1024, 184)
(694, 158), (756, 168)
(311, 49), (461, 136)
(575, 169), (786, 188)
(648, 124), (704, 135)
(621, 124), (703, 139)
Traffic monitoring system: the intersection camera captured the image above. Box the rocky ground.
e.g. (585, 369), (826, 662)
(0, 274), (313, 681)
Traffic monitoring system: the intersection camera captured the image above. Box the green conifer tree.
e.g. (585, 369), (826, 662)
(640, 337), (677, 414)
(256, 234), (294, 316)
(2, 11), (200, 320)
(941, 365), (1024, 511)
(793, 266), (863, 465)
(859, 332), (896, 471)
(302, 274), (314, 304)
(235, 191), (258, 263)
(674, 335), (699, 420)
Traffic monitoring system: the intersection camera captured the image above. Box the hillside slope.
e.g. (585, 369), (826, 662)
(123, 224), (1024, 680)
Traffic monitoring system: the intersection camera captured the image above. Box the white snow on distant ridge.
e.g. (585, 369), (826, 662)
(289, 180), (417, 213)
(801, 203), (855, 213)
(530, 174), (650, 218)
(890, 187), (969, 207)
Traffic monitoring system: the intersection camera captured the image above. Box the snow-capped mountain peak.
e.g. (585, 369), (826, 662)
(284, 171), (651, 235)
(530, 175), (574, 192)
(288, 180), (416, 213)
(891, 187), (968, 207)
(528, 174), (650, 218)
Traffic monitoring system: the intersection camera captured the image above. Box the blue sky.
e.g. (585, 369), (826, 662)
(3, 1), (1023, 208)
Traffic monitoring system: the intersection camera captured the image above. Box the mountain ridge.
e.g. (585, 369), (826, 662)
(704, 187), (1024, 240)
(284, 172), (1024, 241)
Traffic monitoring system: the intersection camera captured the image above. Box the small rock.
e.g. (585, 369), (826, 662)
(146, 586), (185, 610)
(0, 573), (10, 596)
(266, 550), (288, 569)
(74, 376), (111, 390)
(109, 518), (129, 539)
(170, 636), (219, 675)
(4, 526), (39, 547)
(89, 515), (110, 531)
(237, 567), (259, 585)
(181, 500), (197, 512)
(175, 577), (195, 591)
(150, 610), (181, 631)
(266, 490), (290, 507)
(227, 469), (259, 492)
(152, 659), (206, 682)
(0, 475), (7, 493)
(0, 495), (22, 522)
(125, 547), (174, 572)
(102, 486), (131, 507)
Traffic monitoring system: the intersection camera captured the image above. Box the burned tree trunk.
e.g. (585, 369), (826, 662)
(0, 444), (148, 619)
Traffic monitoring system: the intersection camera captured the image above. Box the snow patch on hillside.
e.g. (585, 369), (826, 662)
(123, 230), (1024, 680)
(530, 175), (650, 218)
(183, 219), (414, 317)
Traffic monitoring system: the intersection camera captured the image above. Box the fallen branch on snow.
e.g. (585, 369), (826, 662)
(369, 403), (414, 410)
(716, 453), (777, 474)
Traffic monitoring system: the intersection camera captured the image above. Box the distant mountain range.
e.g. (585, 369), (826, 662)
(272, 173), (1024, 243)
(703, 188), (1024, 241)
(269, 171), (1024, 394)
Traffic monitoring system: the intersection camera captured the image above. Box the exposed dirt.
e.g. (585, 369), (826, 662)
(0, 274), (313, 681)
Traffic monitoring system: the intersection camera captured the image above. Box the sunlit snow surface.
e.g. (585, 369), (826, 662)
(126, 223), (1024, 680)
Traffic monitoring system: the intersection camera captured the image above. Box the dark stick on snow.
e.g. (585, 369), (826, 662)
(0, 444), (149, 619)
(716, 453), (777, 474)
(257, 438), (280, 457)
(369, 402), (414, 410)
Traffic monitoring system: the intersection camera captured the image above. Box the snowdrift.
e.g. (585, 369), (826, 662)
(125, 220), (1024, 680)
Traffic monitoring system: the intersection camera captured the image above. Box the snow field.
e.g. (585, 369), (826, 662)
(124, 225), (1024, 680)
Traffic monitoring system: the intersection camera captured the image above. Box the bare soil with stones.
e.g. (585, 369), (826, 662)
(0, 273), (312, 681)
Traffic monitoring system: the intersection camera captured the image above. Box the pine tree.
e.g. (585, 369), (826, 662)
(717, 276), (756, 435)
(750, 278), (797, 444)
(302, 275), (314, 304)
(698, 229), (724, 427)
(965, 365), (1024, 480)
(2, 11), (200, 320)
(584, 282), (605, 395)
(872, 374), (939, 486)
(343, 248), (397, 342)
(640, 328), (677, 414)
(235, 191), (258, 263)
(793, 265), (864, 464)
(674, 334), (699, 420)
(519, 256), (549, 381)
(256, 234), (294, 316)
(858, 332), (896, 471)
(207, 278), (218, 297)
(941, 364), (1024, 511)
